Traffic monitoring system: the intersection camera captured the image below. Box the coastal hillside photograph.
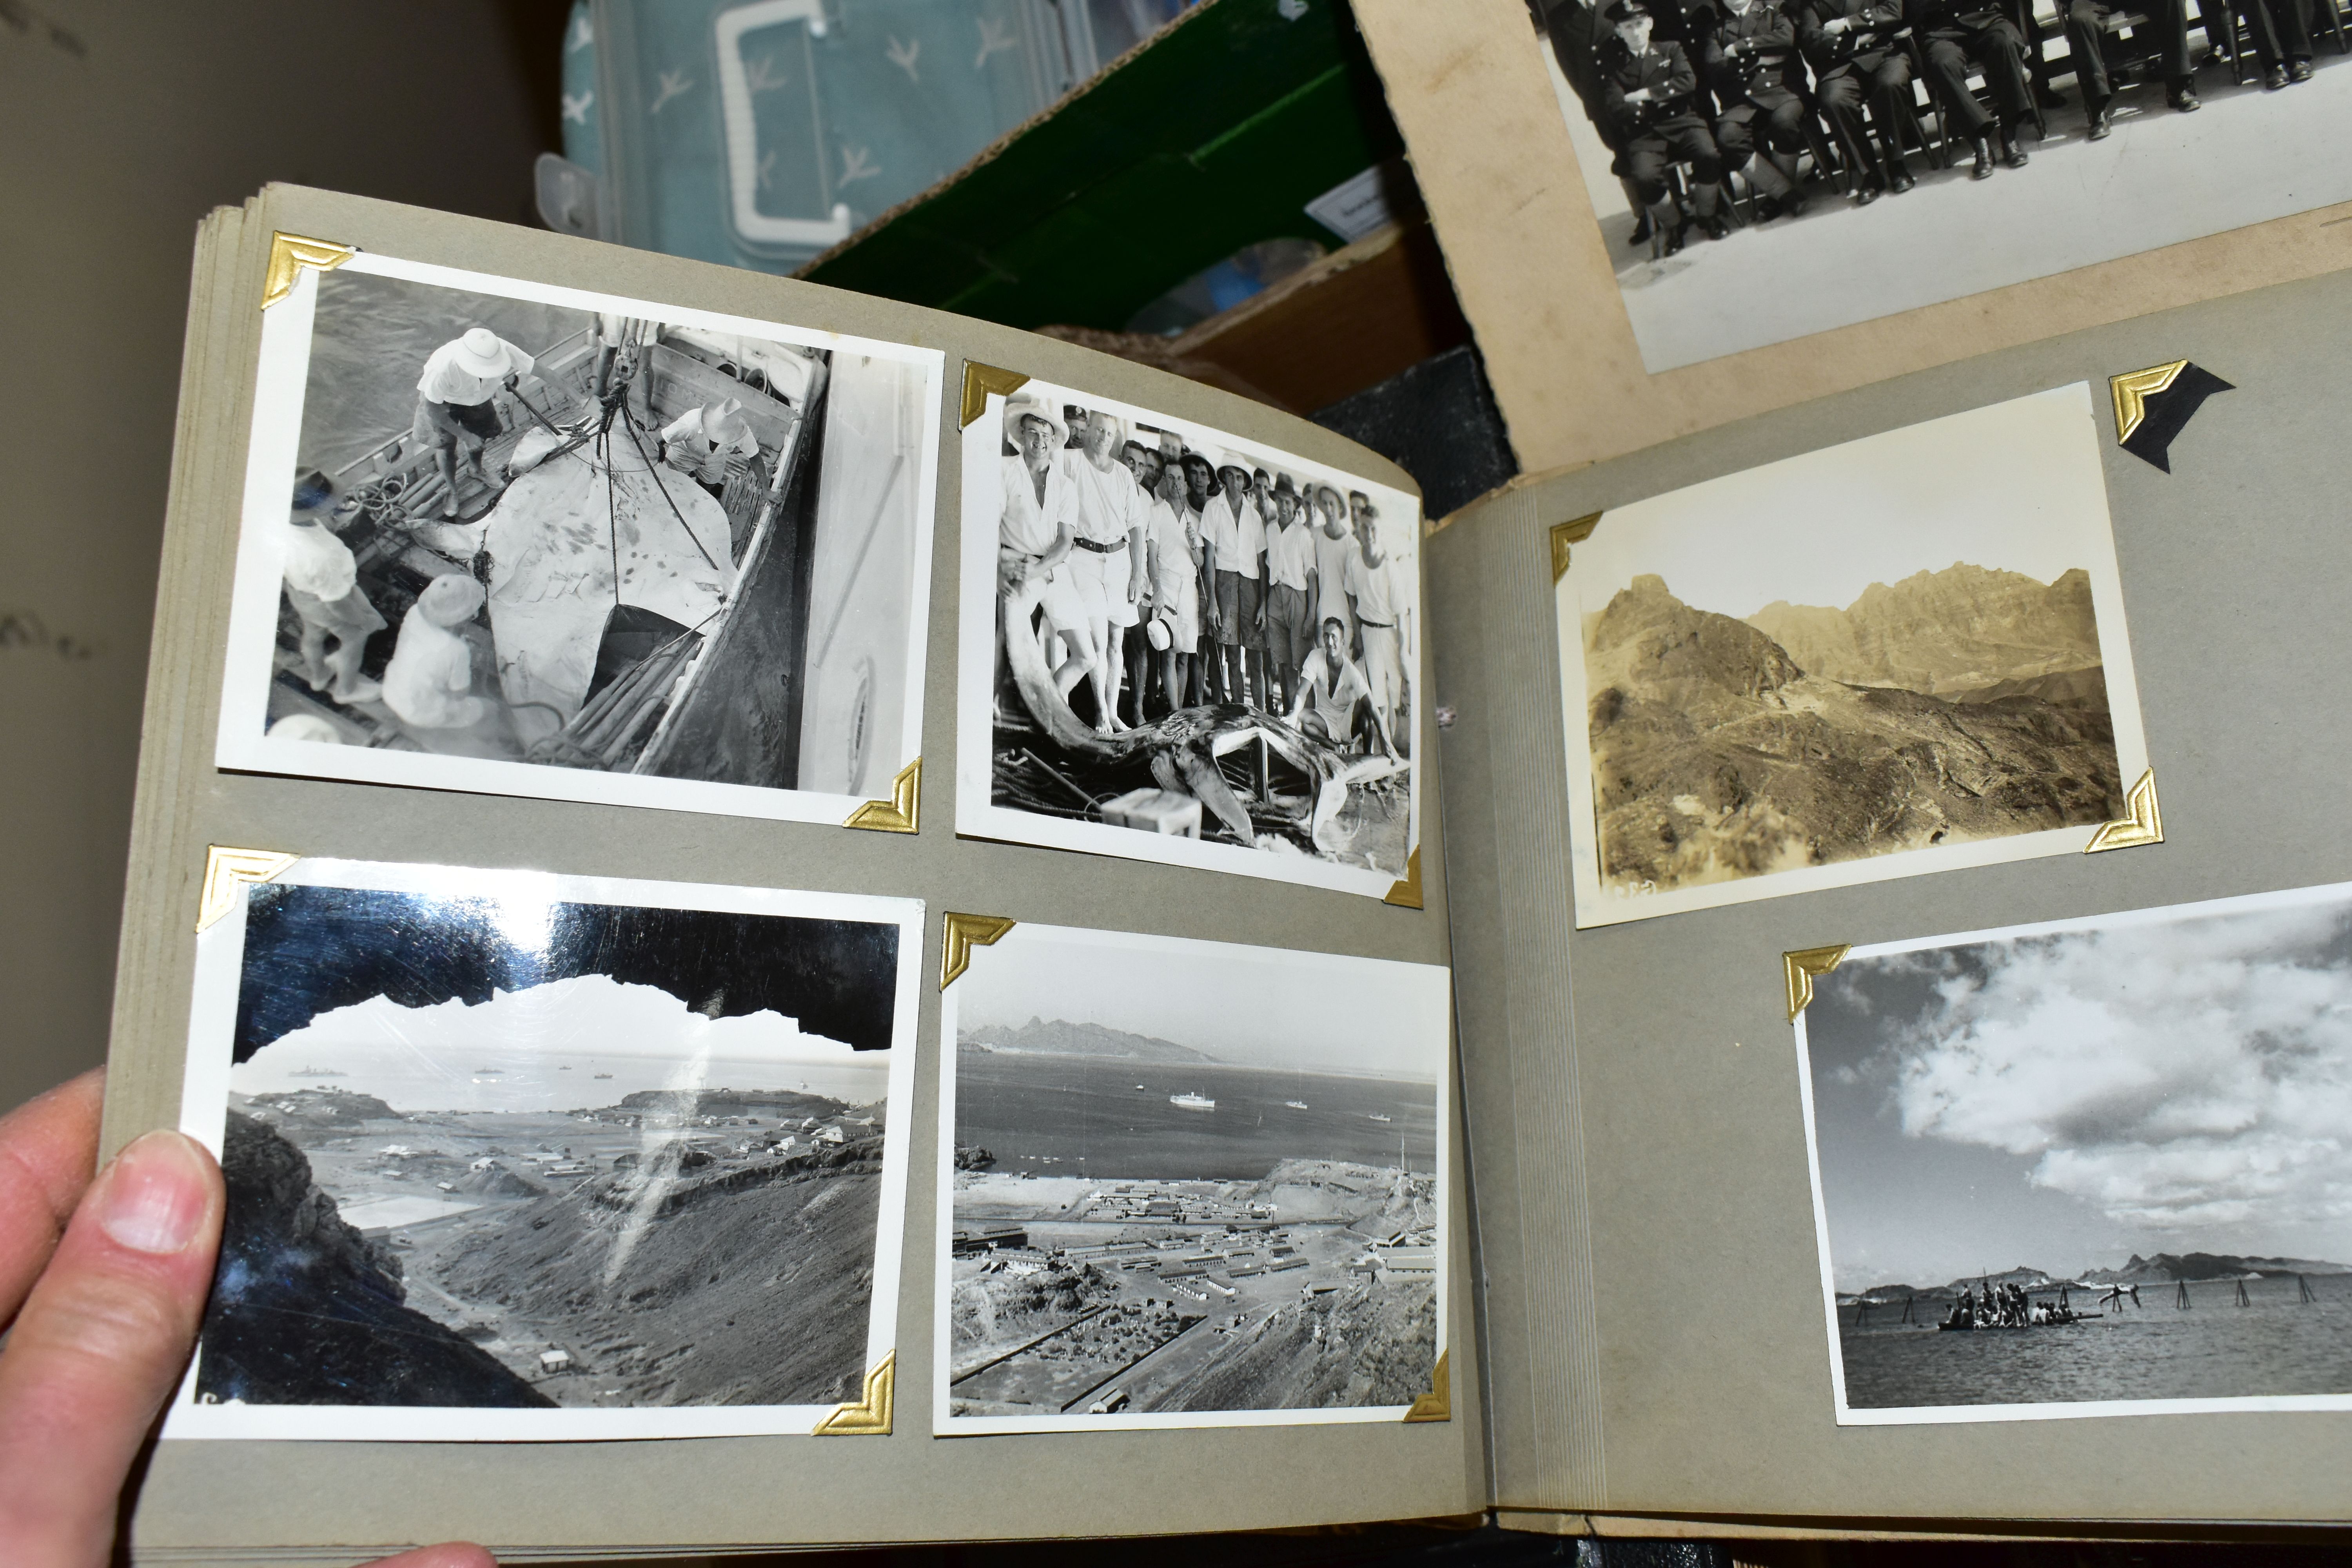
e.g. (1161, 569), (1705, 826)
(1798, 880), (2352, 1421)
(176, 862), (917, 1441)
(936, 923), (1451, 1433)
(1555, 385), (2149, 926)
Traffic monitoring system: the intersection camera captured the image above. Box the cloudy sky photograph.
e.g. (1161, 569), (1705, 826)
(1803, 886), (2352, 1294)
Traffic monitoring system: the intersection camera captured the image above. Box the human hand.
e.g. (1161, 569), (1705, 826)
(0, 1072), (495, 1568)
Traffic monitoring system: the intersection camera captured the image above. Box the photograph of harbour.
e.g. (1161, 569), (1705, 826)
(217, 250), (940, 822)
(1555, 385), (2149, 927)
(935, 924), (1450, 1432)
(173, 859), (920, 1442)
(1798, 879), (2352, 1422)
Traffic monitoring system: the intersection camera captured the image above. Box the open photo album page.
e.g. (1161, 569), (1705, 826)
(167, 857), (921, 1442)
(956, 376), (1425, 900)
(935, 922), (1451, 1432)
(214, 249), (943, 822)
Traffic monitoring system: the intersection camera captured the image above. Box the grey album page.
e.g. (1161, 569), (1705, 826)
(1432, 265), (2352, 1527)
(103, 186), (1482, 1561)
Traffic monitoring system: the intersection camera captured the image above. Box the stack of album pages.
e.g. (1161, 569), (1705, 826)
(105, 166), (2352, 1562)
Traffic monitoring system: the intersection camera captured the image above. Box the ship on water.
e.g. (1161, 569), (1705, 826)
(1169, 1092), (1215, 1111)
(1284, 1100), (1309, 1110)
(289, 1067), (348, 1078)
(1368, 1112), (1392, 1123)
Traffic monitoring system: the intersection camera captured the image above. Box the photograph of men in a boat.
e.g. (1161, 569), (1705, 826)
(937, 922), (1448, 1432)
(958, 378), (1422, 897)
(173, 857), (920, 1443)
(219, 255), (940, 818)
(1798, 881), (2352, 1423)
(1555, 384), (2150, 927)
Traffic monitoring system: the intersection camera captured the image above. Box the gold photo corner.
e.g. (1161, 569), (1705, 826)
(1384, 846), (1424, 909)
(940, 912), (1017, 990)
(260, 233), (356, 310)
(196, 846), (301, 934)
(843, 758), (922, 833)
(812, 1351), (894, 1436)
(2110, 361), (2188, 444)
(1783, 944), (1851, 1024)
(959, 361), (1030, 429)
(2085, 768), (2163, 853)
(1550, 512), (1602, 583)
(1403, 1350), (1450, 1423)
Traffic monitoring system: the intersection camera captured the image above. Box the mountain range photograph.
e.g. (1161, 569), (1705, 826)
(1583, 563), (2123, 896)
(1558, 385), (2142, 916)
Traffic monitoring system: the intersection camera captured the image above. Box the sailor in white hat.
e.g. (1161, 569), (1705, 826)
(1198, 446), (1269, 710)
(997, 392), (1095, 699)
(414, 326), (536, 518)
(659, 395), (760, 492)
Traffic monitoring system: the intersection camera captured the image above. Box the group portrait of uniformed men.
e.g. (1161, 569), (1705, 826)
(1532, 0), (2326, 254)
(993, 393), (1414, 762)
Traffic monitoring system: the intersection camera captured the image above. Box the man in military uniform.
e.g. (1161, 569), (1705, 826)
(1914, 0), (2035, 178)
(1798, 0), (1915, 201)
(1598, 0), (1728, 256)
(2065, 0), (2199, 135)
(1700, 0), (1814, 219)
(2236, 0), (2316, 90)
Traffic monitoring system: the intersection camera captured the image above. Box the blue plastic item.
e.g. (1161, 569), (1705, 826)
(548, 0), (1192, 272)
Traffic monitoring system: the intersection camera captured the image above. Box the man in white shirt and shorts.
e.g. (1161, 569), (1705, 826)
(997, 393), (1093, 701)
(414, 327), (534, 519)
(1063, 408), (1149, 733)
(1287, 616), (1390, 757)
(1344, 504), (1414, 758)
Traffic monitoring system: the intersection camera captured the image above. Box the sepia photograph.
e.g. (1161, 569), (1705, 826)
(934, 923), (1450, 1432)
(1554, 383), (2149, 928)
(1526, 0), (2352, 371)
(166, 858), (920, 1442)
(955, 377), (1423, 900)
(215, 250), (941, 822)
(1797, 880), (2352, 1423)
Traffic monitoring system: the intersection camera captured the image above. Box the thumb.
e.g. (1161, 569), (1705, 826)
(0, 1129), (223, 1568)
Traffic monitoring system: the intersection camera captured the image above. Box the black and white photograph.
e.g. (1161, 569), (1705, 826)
(166, 857), (920, 1442)
(216, 250), (942, 821)
(1553, 383), (2150, 927)
(935, 924), (1450, 1432)
(1527, 0), (2352, 370)
(955, 378), (1423, 900)
(1797, 880), (2352, 1423)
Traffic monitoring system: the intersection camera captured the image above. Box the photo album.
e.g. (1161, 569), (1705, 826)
(98, 147), (2352, 1561)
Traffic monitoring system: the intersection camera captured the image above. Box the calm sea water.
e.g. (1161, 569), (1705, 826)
(1841, 1272), (2352, 1408)
(300, 270), (593, 476)
(233, 1045), (889, 1118)
(953, 1049), (1436, 1180)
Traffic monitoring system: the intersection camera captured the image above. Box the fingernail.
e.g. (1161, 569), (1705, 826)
(96, 1131), (212, 1255)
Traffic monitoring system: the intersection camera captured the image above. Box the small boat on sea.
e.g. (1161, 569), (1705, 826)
(1284, 1100), (1308, 1110)
(594, 1072), (613, 1080)
(290, 1067), (348, 1078)
(1170, 1092), (1216, 1111)
(1368, 1112), (1392, 1123)
(1135, 1084), (1147, 1091)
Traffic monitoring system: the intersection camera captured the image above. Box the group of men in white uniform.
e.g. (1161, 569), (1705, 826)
(995, 392), (1412, 760)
